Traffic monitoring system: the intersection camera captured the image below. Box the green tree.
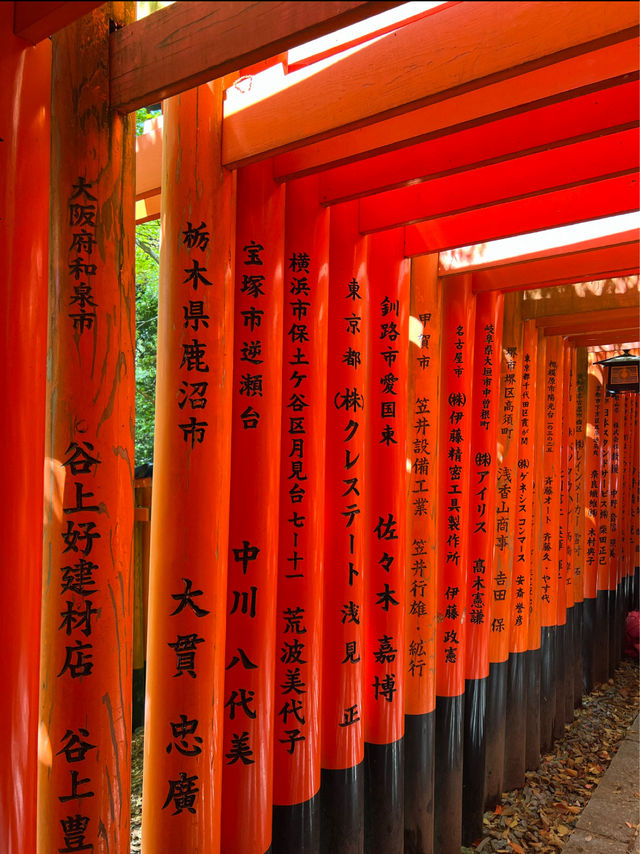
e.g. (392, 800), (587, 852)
(135, 219), (160, 465)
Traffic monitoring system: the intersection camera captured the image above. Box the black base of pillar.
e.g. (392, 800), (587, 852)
(320, 763), (364, 854)
(525, 647), (541, 771)
(553, 622), (566, 740)
(404, 711), (435, 854)
(563, 608), (575, 723)
(573, 600), (583, 708)
(593, 589), (610, 685)
(273, 793), (320, 854)
(484, 660), (507, 809)
(608, 589), (618, 676)
(462, 677), (486, 846)
(132, 664), (145, 731)
(364, 738), (404, 854)
(434, 694), (464, 854)
(503, 651), (527, 792)
(582, 596), (596, 696)
(540, 626), (555, 754)
(635, 567), (640, 611)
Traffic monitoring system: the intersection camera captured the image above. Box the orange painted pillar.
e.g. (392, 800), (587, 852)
(461, 290), (503, 843)
(404, 254), (441, 854)
(608, 392), (622, 673)
(434, 274), (475, 854)
(557, 343), (574, 729)
(594, 368), (612, 684)
(573, 348), (587, 702)
(364, 228), (410, 853)
(38, 6), (136, 853)
(220, 161), (284, 854)
(539, 336), (563, 753)
(141, 82), (234, 853)
(631, 395), (640, 609)
(0, 10), (50, 853)
(272, 175), (329, 851)
(321, 201), (368, 854)
(526, 331), (546, 770)
(583, 355), (604, 691)
(504, 318), (537, 790)
(485, 293), (522, 807)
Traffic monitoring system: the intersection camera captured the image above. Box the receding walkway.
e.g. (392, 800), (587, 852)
(563, 713), (640, 854)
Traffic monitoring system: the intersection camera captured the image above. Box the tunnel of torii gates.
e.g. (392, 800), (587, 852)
(2, 1), (640, 853)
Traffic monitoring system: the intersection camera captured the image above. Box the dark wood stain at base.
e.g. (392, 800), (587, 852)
(484, 660), (507, 810)
(582, 597), (596, 696)
(319, 763), (363, 854)
(540, 626), (555, 754)
(405, 711), (435, 854)
(462, 677), (486, 847)
(434, 694), (464, 854)
(272, 792), (320, 854)
(503, 651), (527, 792)
(364, 738), (404, 854)
(593, 589), (610, 685)
(525, 647), (541, 771)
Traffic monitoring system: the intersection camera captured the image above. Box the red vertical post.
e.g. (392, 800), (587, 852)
(608, 390), (622, 673)
(557, 343), (574, 729)
(504, 318), (536, 790)
(631, 396), (640, 610)
(527, 331), (546, 771)
(221, 161), (285, 854)
(573, 348), (587, 702)
(594, 365), (612, 684)
(461, 290), (503, 843)
(485, 293), (522, 807)
(539, 335), (563, 752)
(405, 254), (442, 854)
(364, 228), (410, 853)
(272, 175), (329, 851)
(584, 355), (604, 690)
(141, 82), (234, 853)
(434, 274), (475, 854)
(321, 201), (368, 854)
(39, 5), (136, 853)
(0, 9), (50, 853)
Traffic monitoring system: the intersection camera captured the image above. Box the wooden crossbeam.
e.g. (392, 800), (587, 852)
(13, 1), (102, 44)
(537, 307), (640, 335)
(403, 175), (639, 256)
(359, 128), (639, 233)
(110, 1), (401, 113)
(317, 78), (639, 204)
(273, 39), (639, 180)
(461, 234), (640, 294)
(566, 329), (640, 347)
(223, 1), (639, 166)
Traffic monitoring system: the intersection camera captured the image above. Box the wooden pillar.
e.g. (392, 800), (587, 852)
(461, 291), (503, 843)
(321, 201), (368, 854)
(364, 228), (409, 854)
(504, 318), (537, 790)
(539, 336), (563, 753)
(583, 354), (603, 693)
(220, 161), (285, 854)
(485, 293), (522, 807)
(595, 369), (611, 684)
(271, 175), (329, 851)
(573, 348), (587, 705)
(631, 396), (640, 610)
(608, 392), (622, 673)
(141, 82), (234, 853)
(39, 5), (135, 853)
(404, 255), (441, 854)
(0, 8), (51, 853)
(434, 274), (475, 854)
(526, 331), (546, 771)
(557, 343), (574, 730)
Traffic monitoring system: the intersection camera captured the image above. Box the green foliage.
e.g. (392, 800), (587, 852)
(135, 220), (160, 465)
(136, 106), (161, 136)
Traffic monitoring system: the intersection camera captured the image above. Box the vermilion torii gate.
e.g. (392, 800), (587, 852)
(2, 2), (639, 854)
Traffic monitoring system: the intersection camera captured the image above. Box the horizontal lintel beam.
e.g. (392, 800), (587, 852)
(13, 1), (103, 43)
(110, 1), (402, 114)
(403, 174), (639, 257)
(224, 0), (639, 166)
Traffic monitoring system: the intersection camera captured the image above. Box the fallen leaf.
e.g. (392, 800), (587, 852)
(508, 841), (525, 854)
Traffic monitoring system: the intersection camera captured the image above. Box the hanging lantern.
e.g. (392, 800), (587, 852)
(595, 350), (640, 396)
